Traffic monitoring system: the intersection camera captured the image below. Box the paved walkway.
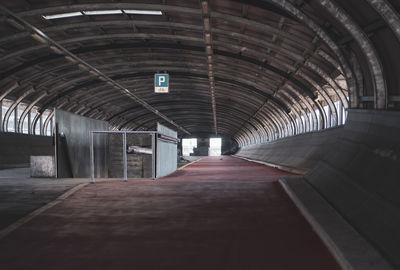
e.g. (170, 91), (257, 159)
(0, 171), (88, 230)
(0, 156), (340, 269)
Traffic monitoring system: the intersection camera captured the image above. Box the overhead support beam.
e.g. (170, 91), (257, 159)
(337, 19), (387, 45)
(201, 0), (217, 135)
(317, 0), (387, 109)
(366, 0), (400, 43)
(0, 5), (190, 135)
(0, 81), (19, 102)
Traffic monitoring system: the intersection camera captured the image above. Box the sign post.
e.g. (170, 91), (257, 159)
(154, 73), (169, 93)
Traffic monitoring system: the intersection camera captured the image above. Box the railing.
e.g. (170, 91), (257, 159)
(89, 130), (179, 183)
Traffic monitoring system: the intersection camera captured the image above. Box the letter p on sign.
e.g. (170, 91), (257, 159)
(154, 73), (169, 93)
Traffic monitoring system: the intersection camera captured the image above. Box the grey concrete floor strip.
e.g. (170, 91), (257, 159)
(0, 176), (149, 230)
(0, 168), (30, 178)
(0, 183), (87, 240)
(279, 176), (393, 270)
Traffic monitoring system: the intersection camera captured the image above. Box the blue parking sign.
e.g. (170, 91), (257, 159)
(154, 73), (169, 93)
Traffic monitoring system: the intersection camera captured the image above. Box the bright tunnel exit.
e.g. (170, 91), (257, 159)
(209, 138), (221, 156)
(182, 138), (197, 156)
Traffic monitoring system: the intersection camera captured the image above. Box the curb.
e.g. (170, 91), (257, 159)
(177, 157), (205, 171)
(232, 155), (307, 174)
(278, 178), (352, 270)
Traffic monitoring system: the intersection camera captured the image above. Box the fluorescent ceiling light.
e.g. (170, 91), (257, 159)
(83, 10), (123, 15)
(42, 12), (83, 20)
(42, 9), (161, 20)
(124, 10), (162, 15)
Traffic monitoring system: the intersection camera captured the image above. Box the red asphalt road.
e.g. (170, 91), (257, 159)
(0, 156), (340, 270)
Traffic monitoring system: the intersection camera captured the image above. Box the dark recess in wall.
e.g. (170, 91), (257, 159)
(0, 132), (53, 169)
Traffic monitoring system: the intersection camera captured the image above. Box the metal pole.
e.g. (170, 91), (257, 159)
(328, 106), (332, 128)
(338, 102), (343, 125)
(90, 131), (95, 183)
(0, 100), (2, 132)
(123, 132), (128, 182)
(54, 121), (58, 179)
(152, 133), (156, 180)
(40, 114), (43, 135)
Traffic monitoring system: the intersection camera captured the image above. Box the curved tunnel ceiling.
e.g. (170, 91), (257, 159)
(0, 0), (399, 145)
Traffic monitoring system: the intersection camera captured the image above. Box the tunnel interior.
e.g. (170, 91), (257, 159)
(1, 0), (400, 269)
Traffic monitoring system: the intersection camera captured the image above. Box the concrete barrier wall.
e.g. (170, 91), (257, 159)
(306, 110), (400, 268)
(237, 109), (400, 268)
(30, 156), (56, 177)
(236, 126), (343, 173)
(0, 133), (53, 169)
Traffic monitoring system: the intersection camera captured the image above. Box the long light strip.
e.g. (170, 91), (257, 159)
(82, 10), (123, 15)
(1, 5), (189, 134)
(43, 12), (82, 20)
(42, 9), (162, 20)
(201, 0), (218, 135)
(124, 10), (162, 15)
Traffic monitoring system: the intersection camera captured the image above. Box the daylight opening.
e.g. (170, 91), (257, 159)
(182, 138), (197, 156)
(209, 138), (221, 156)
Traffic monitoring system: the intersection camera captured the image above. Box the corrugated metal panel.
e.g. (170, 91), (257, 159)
(157, 122), (177, 138)
(55, 109), (108, 178)
(156, 123), (177, 178)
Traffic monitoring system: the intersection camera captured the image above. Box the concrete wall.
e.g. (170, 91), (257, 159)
(30, 156), (56, 177)
(236, 109), (400, 268)
(108, 133), (152, 178)
(306, 110), (400, 268)
(192, 137), (209, 156)
(0, 133), (53, 169)
(221, 136), (239, 155)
